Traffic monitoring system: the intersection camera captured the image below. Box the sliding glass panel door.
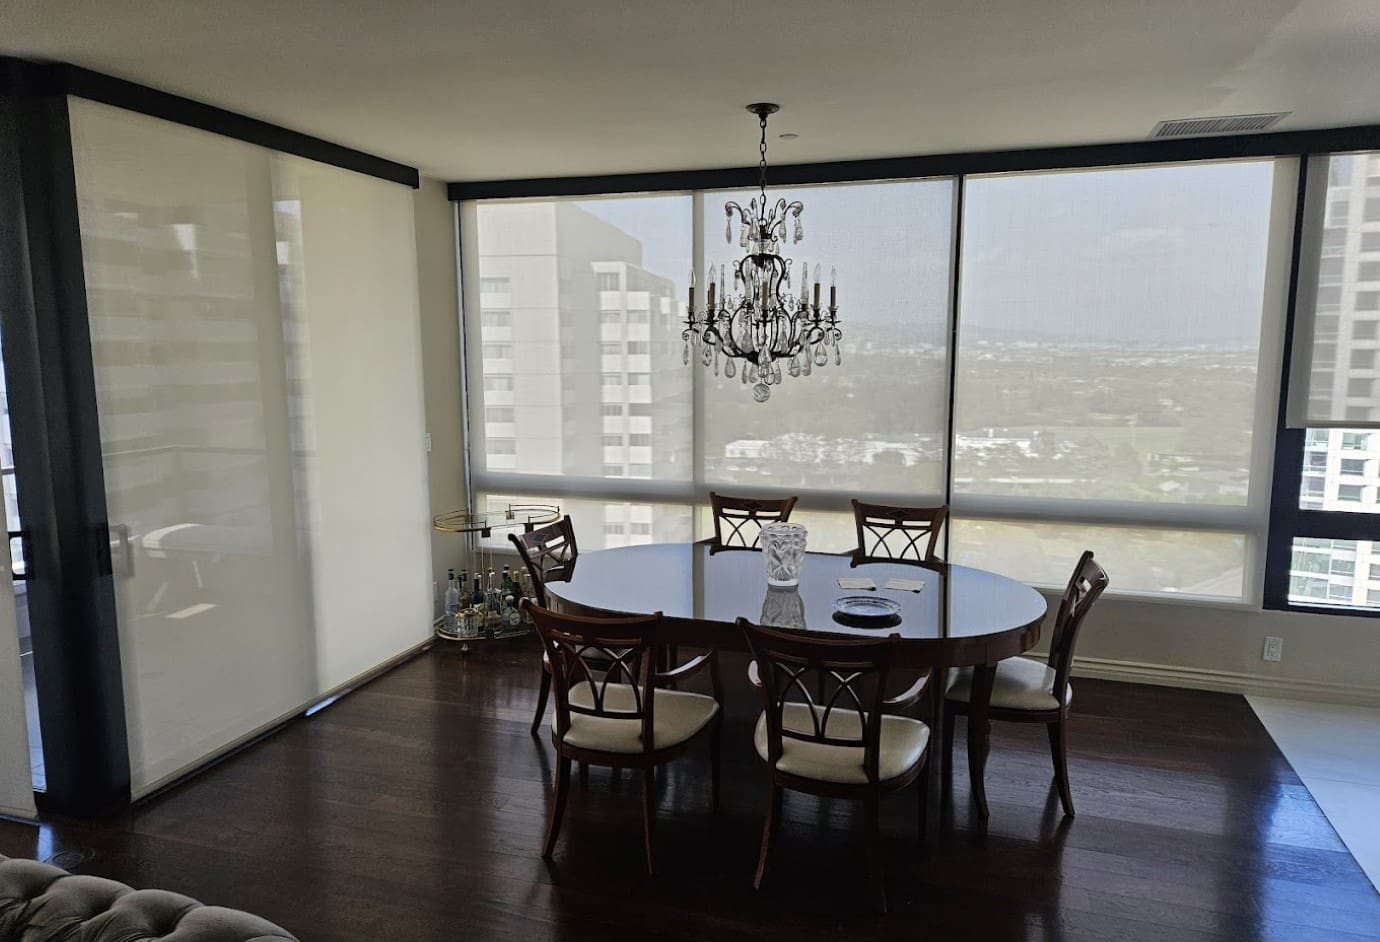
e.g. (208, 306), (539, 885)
(69, 100), (315, 794)
(0, 324), (38, 814)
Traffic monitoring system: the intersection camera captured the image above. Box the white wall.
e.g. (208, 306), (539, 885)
(1041, 594), (1380, 705)
(414, 178), (467, 617)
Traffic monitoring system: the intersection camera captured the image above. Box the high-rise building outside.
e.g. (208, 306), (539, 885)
(1289, 152), (1380, 610)
(475, 201), (691, 546)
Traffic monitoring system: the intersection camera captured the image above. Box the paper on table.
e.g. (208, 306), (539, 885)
(837, 577), (876, 590)
(884, 579), (926, 592)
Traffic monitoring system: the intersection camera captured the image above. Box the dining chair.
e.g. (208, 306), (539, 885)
(739, 618), (930, 912)
(528, 601), (722, 874)
(708, 492), (798, 548)
(849, 500), (947, 567)
(510, 515), (580, 735)
(944, 550), (1109, 817)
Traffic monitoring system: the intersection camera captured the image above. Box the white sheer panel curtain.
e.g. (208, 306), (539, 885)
(70, 100), (317, 794)
(462, 195), (697, 551)
(1287, 153), (1380, 430)
(70, 101), (431, 796)
(953, 159), (1294, 600)
(273, 156), (433, 691)
(698, 179), (955, 510)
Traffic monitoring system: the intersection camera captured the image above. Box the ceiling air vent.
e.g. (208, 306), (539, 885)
(1149, 112), (1289, 138)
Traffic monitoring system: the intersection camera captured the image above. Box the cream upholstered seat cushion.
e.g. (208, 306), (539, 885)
(752, 703), (930, 785)
(553, 682), (718, 754)
(946, 656), (1071, 711)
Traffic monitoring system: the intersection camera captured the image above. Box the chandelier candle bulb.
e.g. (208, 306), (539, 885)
(707, 265), (716, 308)
(830, 267), (837, 307)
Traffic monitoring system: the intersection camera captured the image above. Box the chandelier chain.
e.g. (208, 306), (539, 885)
(757, 112), (769, 210)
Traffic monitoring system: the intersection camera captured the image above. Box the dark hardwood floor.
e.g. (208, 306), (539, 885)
(2, 640), (1378, 940)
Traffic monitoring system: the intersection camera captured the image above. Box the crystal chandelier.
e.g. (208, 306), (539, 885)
(683, 103), (841, 402)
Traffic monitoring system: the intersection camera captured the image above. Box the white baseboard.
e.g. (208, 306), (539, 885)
(1025, 653), (1380, 707)
(0, 803), (36, 822)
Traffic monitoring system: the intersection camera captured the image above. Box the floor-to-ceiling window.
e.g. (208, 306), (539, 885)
(1276, 152), (1380, 613)
(459, 157), (1295, 604)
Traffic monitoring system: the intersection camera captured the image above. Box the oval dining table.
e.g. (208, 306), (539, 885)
(543, 541), (1049, 827)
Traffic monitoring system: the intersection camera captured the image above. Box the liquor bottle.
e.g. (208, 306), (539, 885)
(485, 569), (502, 629)
(472, 575), (484, 608)
(504, 594), (521, 631)
(517, 572), (534, 625)
(443, 569), (460, 633)
(501, 565), (514, 598)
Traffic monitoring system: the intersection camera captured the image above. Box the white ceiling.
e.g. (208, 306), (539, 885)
(4, 0), (1380, 183)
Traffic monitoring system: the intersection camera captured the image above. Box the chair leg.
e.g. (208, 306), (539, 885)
(753, 782), (782, 890)
(530, 666), (551, 737)
(579, 762), (589, 787)
(917, 760), (929, 844)
(966, 666), (996, 821)
(1049, 717), (1074, 818)
(709, 723), (722, 812)
(542, 757), (571, 859)
(641, 766), (657, 875)
(943, 708), (957, 772)
(864, 794), (887, 913)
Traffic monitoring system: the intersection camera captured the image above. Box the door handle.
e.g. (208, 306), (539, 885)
(7, 530), (30, 581)
(110, 524), (134, 579)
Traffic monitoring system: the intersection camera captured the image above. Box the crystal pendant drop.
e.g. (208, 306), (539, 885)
(682, 340), (690, 365)
(747, 363), (758, 383)
(801, 354), (812, 376)
(725, 358), (736, 378)
(740, 365), (748, 384)
(814, 345), (828, 367)
(834, 347), (842, 366)
(702, 345), (713, 367)
(788, 355), (800, 377)
(752, 382), (771, 402)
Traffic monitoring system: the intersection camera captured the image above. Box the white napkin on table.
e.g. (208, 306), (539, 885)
(837, 577), (876, 590)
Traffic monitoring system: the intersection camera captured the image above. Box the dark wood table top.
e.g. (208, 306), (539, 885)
(545, 542), (1048, 668)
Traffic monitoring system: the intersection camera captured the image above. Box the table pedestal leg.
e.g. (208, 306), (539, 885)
(967, 664), (995, 821)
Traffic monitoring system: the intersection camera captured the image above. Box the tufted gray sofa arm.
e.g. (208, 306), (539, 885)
(0, 855), (296, 941)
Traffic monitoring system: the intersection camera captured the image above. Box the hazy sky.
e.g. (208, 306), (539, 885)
(577, 158), (1278, 347)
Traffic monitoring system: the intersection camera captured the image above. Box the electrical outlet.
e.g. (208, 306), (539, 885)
(424, 432), (433, 454)
(1262, 636), (1283, 662)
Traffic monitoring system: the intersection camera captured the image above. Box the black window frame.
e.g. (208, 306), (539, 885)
(1264, 153), (1379, 618)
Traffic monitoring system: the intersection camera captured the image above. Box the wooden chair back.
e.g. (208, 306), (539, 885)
(739, 618), (899, 785)
(850, 500), (947, 566)
(1047, 551), (1109, 706)
(528, 602), (662, 754)
(508, 514), (579, 607)
(709, 492), (798, 548)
